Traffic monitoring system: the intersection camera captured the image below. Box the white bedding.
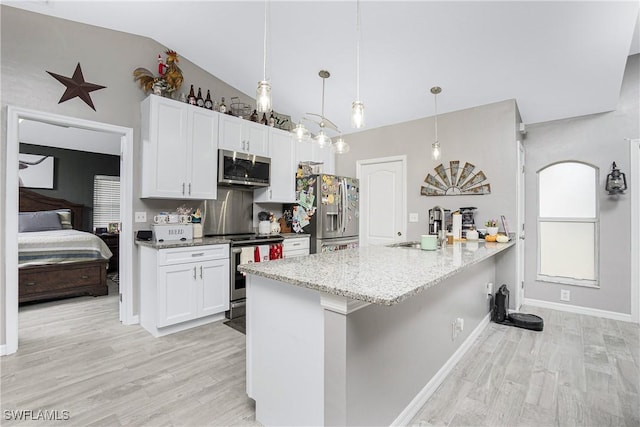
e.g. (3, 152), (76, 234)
(18, 229), (113, 267)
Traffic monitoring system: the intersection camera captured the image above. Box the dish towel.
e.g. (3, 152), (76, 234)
(240, 247), (253, 265)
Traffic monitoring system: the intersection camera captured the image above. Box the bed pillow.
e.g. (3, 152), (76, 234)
(18, 211), (63, 232)
(54, 209), (73, 229)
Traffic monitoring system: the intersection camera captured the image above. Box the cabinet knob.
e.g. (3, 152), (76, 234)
(200, 265), (203, 279)
(81, 275), (89, 279)
(188, 183), (192, 195)
(26, 282), (36, 286)
(193, 266), (197, 279)
(182, 182), (186, 194)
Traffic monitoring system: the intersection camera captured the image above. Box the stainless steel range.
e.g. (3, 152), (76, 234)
(203, 188), (284, 319)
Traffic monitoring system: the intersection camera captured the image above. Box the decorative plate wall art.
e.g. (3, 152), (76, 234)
(421, 161), (491, 196)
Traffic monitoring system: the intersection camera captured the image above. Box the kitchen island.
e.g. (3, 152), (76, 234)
(239, 240), (515, 426)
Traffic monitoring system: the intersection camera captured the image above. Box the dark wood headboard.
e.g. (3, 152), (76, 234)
(19, 188), (84, 229)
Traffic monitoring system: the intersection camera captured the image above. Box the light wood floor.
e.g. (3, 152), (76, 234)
(410, 306), (640, 427)
(2, 284), (638, 426)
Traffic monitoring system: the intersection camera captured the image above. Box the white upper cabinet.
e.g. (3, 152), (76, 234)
(313, 144), (335, 175)
(141, 95), (218, 199)
(218, 114), (269, 157)
(295, 140), (335, 176)
(254, 128), (296, 203)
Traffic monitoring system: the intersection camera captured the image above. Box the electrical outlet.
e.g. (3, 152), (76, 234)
(451, 317), (464, 340)
(135, 211), (147, 223)
(560, 289), (570, 302)
(409, 213), (419, 222)
(486, 282), (493, 298)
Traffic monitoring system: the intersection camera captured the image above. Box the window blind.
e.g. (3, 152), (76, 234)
(93, 175), (120, 230)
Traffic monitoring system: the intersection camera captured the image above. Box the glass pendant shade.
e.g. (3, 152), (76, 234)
(334, 137), (350, 154)
(351, 101), (365, 129)
(431, 141), (441, 161)
(256, 80), (272, 113)
(315, 130), (332, 148)
(292, 122), (311, 143)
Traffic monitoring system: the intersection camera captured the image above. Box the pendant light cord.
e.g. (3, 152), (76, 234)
(263, 0), (268, 80)
(434, 92), (439, 143)
(321, 76), (326, 123)
(355, 0), (361, 101)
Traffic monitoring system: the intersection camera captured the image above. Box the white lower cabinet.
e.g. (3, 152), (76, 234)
(140, 244), (229, 337)
(283, 236), (310, 258)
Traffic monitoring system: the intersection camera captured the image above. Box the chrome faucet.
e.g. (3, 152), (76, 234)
(431, 205), (447, 248)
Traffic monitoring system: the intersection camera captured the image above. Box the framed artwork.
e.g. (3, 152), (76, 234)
(18, 153), (54, 189)
(108, 222), (121, 234)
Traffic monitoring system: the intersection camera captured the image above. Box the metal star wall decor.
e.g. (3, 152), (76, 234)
(47, 63), (106, 111)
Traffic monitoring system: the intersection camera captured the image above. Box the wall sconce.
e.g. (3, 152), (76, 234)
(605, 161), (627, 195)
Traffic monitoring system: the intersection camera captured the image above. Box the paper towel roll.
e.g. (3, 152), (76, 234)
(452, 213), (462, 240)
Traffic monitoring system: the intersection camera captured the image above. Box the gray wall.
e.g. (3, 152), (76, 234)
(523, 54), (639, 315)
(0, 5), (259, 344)
(335, 99), (521, 301)
(336, 99), (521, 242)
(19, 143), (120, 231)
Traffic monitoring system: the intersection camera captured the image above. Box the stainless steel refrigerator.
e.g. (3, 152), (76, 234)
(298, 174), (359, 254)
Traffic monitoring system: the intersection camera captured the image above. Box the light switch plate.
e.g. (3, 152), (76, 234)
(135, 211), (147, 223)
(409, 213), (419, 222)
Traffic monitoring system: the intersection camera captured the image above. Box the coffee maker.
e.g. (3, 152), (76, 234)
(428, 207), (451, 235)
(459, 207), (477, 238)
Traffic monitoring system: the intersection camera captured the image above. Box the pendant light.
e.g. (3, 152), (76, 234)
(431, 86), (442, 161)
(334, 136), (350, 154)
(312, 70), (337, 148)
(292, 121), (311, 143)
(256, 0), (272, 113)
(291, 70), (349, 154)
(351, 0), (364, 128)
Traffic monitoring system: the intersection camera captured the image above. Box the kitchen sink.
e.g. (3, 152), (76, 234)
(388, 241), (422, 249)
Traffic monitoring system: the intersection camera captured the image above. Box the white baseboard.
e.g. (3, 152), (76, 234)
(523, 298), (634, 323)
(0, 344), (7, 356)
(391, 313), (491, 427)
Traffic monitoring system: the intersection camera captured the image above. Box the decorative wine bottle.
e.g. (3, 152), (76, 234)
(196, 88), (204, 107)
(261, 113), (268, 125)
(187, 85), (197, 105)
(204, 90), (213, 110)
(219, 97), (227, 113)
(268, 112), (275, 127)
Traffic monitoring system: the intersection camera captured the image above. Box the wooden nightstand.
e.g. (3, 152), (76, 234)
(97, 233), (119, 272)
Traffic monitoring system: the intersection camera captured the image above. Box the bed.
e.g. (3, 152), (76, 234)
(18, 188), (111, 303)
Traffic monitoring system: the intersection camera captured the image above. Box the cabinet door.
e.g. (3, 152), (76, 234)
(243, 122), (270, 157)
(312, 144), (335, 175)
(198, 259), (230, 317)
(255, 129), (295, 203)
(295, 139), (314, 166)
(188, 107), (218, 199)
(144, 96), (189, 198)
(218, 114), (244, 152)
(157, 264), (198, 327)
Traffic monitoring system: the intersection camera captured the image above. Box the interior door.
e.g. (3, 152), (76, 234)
(357, 156), (406, 247)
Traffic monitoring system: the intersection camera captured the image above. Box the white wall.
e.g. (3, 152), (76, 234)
(523, 54), (639, 315)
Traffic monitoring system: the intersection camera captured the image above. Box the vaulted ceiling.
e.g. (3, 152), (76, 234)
(5, 1), (640, 134)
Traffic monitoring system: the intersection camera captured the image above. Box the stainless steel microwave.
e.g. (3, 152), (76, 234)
(218, 149), (271, 188)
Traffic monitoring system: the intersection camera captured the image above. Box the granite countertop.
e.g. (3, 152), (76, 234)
(238, 240), (515, 306)
(135, 237), (229, 249)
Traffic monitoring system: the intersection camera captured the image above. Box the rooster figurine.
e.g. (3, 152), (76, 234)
(133, 49), (183, 95)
